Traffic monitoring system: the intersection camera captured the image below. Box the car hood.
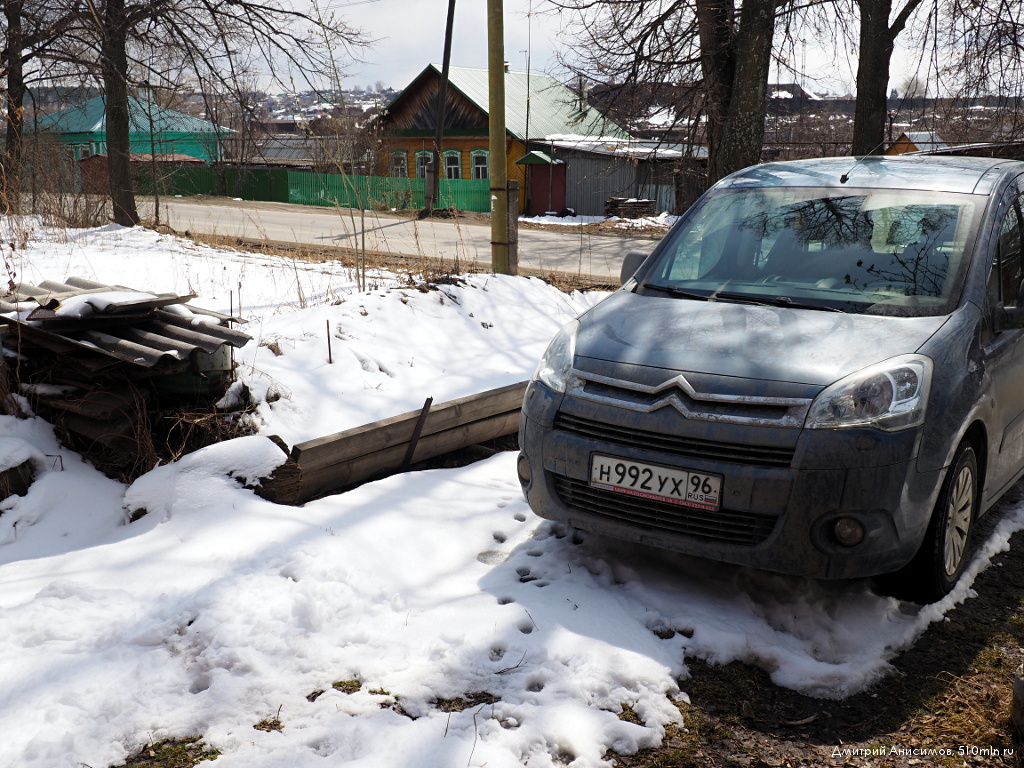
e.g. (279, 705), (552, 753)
(576, 290), (950, 387)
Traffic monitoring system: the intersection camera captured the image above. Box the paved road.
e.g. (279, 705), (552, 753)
(142, 198), (664, 282)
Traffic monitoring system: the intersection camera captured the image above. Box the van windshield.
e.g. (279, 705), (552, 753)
(642, 187), (982, 316)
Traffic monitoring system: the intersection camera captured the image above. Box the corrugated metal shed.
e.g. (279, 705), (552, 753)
(0, 277), (250, 377)
(529, 139), (687, 216)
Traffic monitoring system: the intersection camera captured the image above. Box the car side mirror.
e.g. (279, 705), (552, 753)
(997, 303), (1024, 330)
(996, 279), (1024, 329)
(620, 251), (648, 286)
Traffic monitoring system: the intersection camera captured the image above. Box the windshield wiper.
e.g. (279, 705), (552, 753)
(643, 283), (713, 301)
(745, 294), (848, 313)
(644, 284), (848, 312)
(645, 283), (766, 305)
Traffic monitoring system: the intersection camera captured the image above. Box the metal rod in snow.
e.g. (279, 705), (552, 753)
(327, 320), (333, 364)
(401, 397), (434, 470)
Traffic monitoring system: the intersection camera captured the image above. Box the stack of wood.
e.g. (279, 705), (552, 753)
(604, 197), (656, 218)
(0, 277), (252, 480)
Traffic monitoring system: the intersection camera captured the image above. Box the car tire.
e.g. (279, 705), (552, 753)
(881, 441), (978, 604)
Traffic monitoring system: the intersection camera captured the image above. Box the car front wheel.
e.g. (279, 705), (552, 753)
(882, 441), (978, 603)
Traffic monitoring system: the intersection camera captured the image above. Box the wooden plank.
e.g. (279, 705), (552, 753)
(0, 460), (34, 499)
(292, 381), (527, 471)
(36, 388), (147, 419)
(296, 408), (521, 503)
(249, 436), (303, 506)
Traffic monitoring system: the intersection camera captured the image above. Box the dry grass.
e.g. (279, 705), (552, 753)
(114, 737), (218, 767)
(895, 647), (1020, 753)
(158, 220), (622, 294)
(332, 679), (361, 694)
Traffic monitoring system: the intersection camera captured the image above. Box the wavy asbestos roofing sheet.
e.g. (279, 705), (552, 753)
(0, 277), (250, 374)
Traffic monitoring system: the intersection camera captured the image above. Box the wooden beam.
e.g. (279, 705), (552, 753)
(291, 380), (527, 471)
(295, 408), (521, 503)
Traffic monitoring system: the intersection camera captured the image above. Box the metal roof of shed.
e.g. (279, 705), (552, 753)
(36, 96), (232, 136)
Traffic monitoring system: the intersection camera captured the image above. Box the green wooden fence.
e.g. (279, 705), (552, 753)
(286, 171), (490, 213)
(148, 166), (491, 213)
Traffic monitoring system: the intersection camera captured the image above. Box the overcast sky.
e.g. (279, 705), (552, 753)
(325, 0), (920, 98)
(332, 0), (567, 91)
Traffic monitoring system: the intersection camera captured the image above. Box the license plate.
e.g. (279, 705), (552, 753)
(590, 454), (722, 512)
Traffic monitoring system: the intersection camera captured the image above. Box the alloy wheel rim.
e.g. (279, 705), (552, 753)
(944, 464), (974, 578)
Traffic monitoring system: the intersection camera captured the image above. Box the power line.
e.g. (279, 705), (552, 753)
(322, 0), (382, 9)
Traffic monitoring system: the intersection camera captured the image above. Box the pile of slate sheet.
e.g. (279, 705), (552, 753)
(0, 276), (252, 480)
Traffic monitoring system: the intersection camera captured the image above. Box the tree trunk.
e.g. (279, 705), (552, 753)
(696, 0), (735, 179)
(3, 0), (25, 214)
(711, 0), (777, 183)
(101, 0), (139, 226)
(851, 0), (895, 155)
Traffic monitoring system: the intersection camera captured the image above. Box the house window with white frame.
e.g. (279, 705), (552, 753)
(390, 151), (408, 178)
(443, 150), (461, 180)
(471, 150), (488, 180)
(416, 150), (432, 179)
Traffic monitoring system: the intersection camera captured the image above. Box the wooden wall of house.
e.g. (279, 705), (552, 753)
(384, 137), (528, 211)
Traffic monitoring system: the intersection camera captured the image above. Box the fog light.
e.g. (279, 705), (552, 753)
(517, 453), (532, 486)
(833, 517), (865, 547)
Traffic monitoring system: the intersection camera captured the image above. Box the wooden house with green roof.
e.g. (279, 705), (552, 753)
(37, 96), (232, 164)
(377, 64), (631, 213)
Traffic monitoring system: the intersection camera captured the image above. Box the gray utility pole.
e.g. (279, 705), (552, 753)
(487, 0), (511, 274)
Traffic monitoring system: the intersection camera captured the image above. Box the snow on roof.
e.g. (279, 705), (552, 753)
(541, 134), (706, 160)
(901, 130), (948, 149)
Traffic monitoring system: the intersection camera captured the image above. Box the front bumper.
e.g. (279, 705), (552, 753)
(518, 380), (944, 580)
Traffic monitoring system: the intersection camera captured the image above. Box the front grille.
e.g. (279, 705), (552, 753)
(555, 413), (795, 468)
(553, 475), (777, 546)
(581, 378), (794, 421)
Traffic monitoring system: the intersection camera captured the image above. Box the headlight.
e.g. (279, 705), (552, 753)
(532, 320), (578, 393)
(806, 355), (932, 431)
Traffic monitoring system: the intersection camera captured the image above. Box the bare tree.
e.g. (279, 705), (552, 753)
(849, 0), (926, 154)
(937, 0), (1024, 141)
(0, 0), (83, 212)
(552, 0), (786, 186)
(34, 0), (369, 225)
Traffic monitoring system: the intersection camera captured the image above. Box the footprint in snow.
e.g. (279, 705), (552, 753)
(352, 350), (395, 377)
(477, 551), (508, 565)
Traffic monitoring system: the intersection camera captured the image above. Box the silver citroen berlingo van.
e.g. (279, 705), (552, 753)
(518, 154), (1024, 602)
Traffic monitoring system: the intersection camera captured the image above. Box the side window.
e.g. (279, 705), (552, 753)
(994, 194), (1024, 308)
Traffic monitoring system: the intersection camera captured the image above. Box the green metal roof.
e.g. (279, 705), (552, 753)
(403, 65), (629, 141)
(515, 150), (563, 165)
(37, 96), (231, 135)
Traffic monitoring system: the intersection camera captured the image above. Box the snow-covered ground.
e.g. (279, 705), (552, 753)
(1, 222), (1023, 768)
